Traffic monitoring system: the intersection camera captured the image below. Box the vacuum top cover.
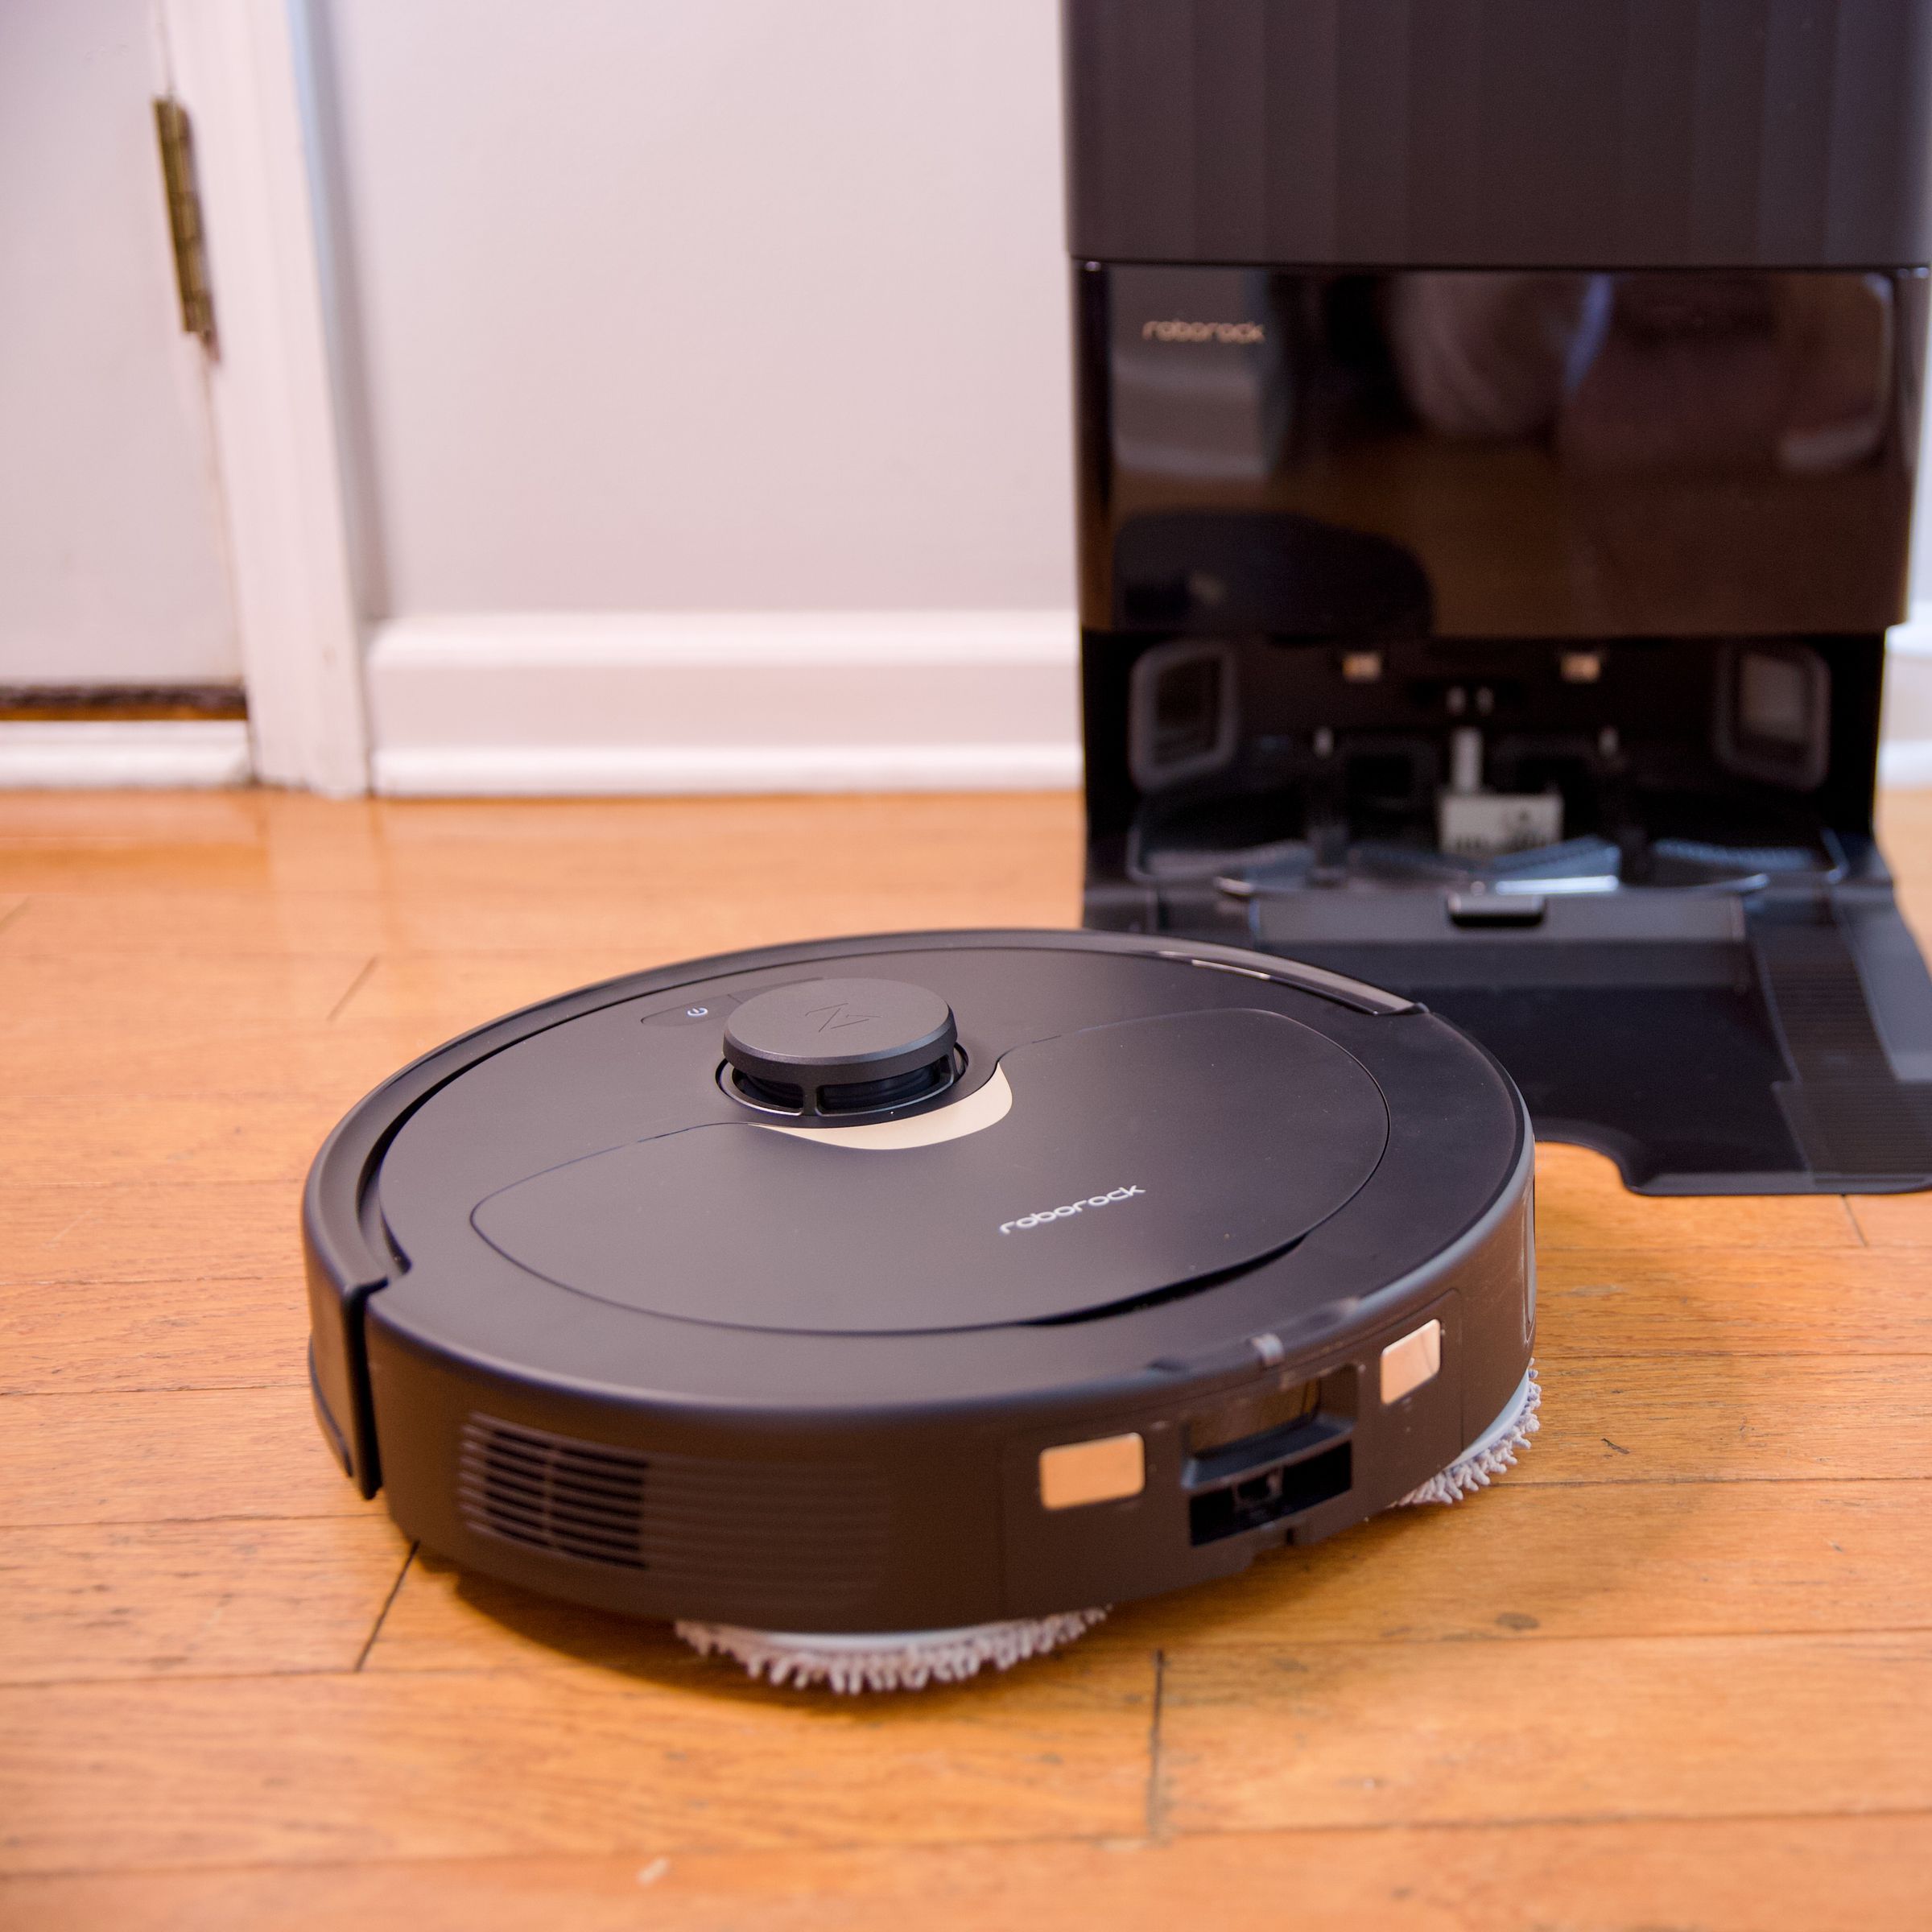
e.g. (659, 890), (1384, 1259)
(425, 997), (1385, 1334)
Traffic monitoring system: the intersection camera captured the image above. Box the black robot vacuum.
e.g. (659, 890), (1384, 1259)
(305, 931), (1538, 1690)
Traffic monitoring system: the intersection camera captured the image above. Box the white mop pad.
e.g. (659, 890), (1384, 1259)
(675, 1607), (1108, 1694)
(1393, 1362), (1541, 1506)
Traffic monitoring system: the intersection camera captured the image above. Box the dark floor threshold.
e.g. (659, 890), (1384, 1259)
(0, 684), (247, 722)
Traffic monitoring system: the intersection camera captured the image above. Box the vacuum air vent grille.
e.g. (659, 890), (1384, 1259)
(457, 1413), (893, 1609)
(460, 1415), (650, 1569)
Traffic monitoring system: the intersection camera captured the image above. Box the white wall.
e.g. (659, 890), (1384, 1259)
(316, 0), (1075, 619)
(0, 0), (239, 687)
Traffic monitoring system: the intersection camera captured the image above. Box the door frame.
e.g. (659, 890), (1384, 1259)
(158, 0), (368, 795)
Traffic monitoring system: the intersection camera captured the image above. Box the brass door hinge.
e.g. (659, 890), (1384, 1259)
(154, 97), (215, 347)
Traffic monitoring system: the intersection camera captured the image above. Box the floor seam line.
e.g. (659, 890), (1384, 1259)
(324, 956), (381, 1026)
(1842, 1195), (1872, 1246)
(355, 1542), (417, 1671)
(1143, 1646), (1166, 1843)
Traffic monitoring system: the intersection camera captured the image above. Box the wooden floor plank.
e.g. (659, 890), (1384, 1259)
(1155, 1632), (1932, 1833)
(8, 1816), (1929, 1932)
(0, 1182), (307, 1289)
(0, 791), (280, 844)
(0, 1093), (347, 1187)
(0, 1517), (407, 1686)
(0, 794), (1084, 912)
(0, 952), (374, 1031)
(0, 1019), (427, 1102)
(0, 1389), (378, 1525)
(0, 889), (402, 957)
(1, 1274), (308, 1393)
(1527, 1356), (1932, 1481)
(1533, 1245), (1932, 1355)
(0, 1649), (1153, 1876)
(0, 888), (929, 959)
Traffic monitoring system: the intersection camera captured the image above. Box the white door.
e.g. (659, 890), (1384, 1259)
(0, 0), (238, 691)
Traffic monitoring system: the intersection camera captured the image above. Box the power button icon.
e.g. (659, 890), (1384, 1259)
(642, 994), (737, 1028)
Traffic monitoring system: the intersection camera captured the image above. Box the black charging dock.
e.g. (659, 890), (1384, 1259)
(1066, 0), (1932, 1193)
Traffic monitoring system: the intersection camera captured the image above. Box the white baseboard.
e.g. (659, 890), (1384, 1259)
(0, 720), (253, 788)
(365, 611), (1082, 795)
(1884, 609), (1932, 785)
(1880, 741), (1932, 786)
(377, 741), (1081, 796)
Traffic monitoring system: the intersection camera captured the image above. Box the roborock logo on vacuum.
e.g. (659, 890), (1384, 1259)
(1141, 318), (1265, 344)
(1000, 1185), (1146, 1235)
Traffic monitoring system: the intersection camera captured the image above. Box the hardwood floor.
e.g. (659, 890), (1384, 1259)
(3, 787), (1930, 1930)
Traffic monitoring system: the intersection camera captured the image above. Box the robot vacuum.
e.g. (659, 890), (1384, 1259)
(305, 930), (1538, 1690)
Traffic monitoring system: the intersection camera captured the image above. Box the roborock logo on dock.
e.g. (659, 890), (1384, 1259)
(1000, 1185), (1146, 1235)
(1141, 318), (1265, 344)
